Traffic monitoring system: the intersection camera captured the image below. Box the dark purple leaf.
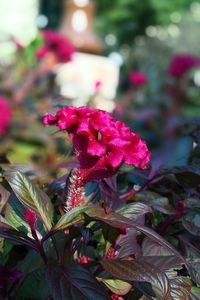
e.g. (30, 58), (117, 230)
(117, 229), (141, 258)
(140, 256), (183, 271)
(101, 259), (170, 300)
(0, 223), (36, 249)
(46, 263), (110, 300)
(182, 211), (200, 236)
(85, 206), (187, 267)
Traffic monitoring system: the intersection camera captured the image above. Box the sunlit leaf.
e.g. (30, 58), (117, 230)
(116, 202), (153, 219)
(53, 206), (87, 231)
(0, 183), (10, 212)
(97, 278), (132, 295)
(5, 171), (53, 231)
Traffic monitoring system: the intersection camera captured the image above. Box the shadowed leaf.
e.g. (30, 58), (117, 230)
(46, 263), (110, 300)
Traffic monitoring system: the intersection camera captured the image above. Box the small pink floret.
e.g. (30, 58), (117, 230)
(76, 256), (91, 264)
(24, 209), (37, 229)
(129, 71), (148, 87)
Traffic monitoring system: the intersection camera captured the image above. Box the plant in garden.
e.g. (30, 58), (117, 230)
(1, 107), (200, 299)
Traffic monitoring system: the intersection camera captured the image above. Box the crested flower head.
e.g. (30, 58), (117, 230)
(168, 54), (200, 79)
(36, 30), (75, 63)
(129, 71), (148, 87)
(0, 96), (12, 136)
(43, 106), (150, 182)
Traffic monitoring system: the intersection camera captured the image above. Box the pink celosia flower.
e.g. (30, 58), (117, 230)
(43, 106), (150, 182)
(0, 97), (12, 136)
(36, 30), (75, 63)
(111, 294), (125, 300)
(24, 209), (37, 230)
(129, 71), (148, 87)
(168, 54), (200, 78)
(76, 256), (92, 264)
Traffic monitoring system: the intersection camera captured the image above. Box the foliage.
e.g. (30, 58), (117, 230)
(0, 113), (200, 299)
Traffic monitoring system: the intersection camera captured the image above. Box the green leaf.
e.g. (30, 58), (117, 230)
(5, 203), (30, 234)
(97, 278), (131, 295)
(101, 259), (170, 300)
(135, 191), (173, 215)
(0, 183), (10, 212)
(16, 267), (49, 300)
(116, 202), (153, 219)
(53, 206), (88, 231)
(5, 171), (53, 231)
(5, 193), (45, 239)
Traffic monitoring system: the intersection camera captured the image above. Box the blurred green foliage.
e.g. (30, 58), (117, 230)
(39, 0), (198, 47)
(94, 0), (196, 46)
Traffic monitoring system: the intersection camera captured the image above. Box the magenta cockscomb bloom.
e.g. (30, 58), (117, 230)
(43, 106), (150, 182)
(168, 54), (200, 79)
(129, 71), (148, 87)
(36, 30), (75, 63)
(0, 97), (12, 136)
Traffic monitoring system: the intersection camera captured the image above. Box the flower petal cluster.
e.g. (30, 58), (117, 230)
(168, 54), (200, 79)
(43, 106), (150, 182)
(0, 97), (12, 136)
(36, 30), (75, 63)
(129, 71), (148, 87)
